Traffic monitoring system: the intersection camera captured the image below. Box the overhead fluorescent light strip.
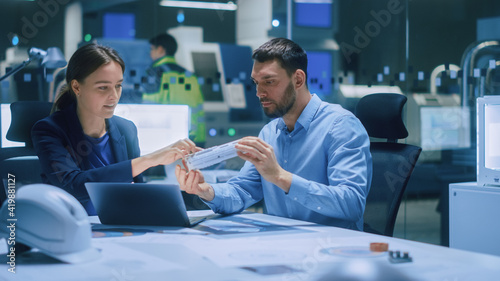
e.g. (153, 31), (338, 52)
(159, 1), (237, 11)
(294, 0), (332, 3)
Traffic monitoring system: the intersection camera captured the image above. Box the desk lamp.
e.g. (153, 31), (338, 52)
(0, 47), (67, 82)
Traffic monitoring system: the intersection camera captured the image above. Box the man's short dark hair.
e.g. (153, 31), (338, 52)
(149, 33), (178, 56)
(252, 38), (308, 79)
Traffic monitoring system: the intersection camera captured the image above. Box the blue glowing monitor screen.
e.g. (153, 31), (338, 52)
(295, 3), (332, 28)
(307, 51), (332, 97)
(103, 13), (135, 40)
(114, 104), (190, 156)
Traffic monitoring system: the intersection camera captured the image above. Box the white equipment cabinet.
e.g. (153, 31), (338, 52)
(449, 182), (500, 256)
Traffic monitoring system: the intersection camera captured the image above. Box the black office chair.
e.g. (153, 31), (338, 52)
(355, 93), (422, 237)
(0, 101), (53, 204)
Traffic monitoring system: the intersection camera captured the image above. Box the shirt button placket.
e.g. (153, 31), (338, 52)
(283, 132), (293, 218)
(283, 134), (290, 170)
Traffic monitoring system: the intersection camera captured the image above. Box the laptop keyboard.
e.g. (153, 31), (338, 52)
(189, 216), (205, 224)
(188, 213), (221, 226)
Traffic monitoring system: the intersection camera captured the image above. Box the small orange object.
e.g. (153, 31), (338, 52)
(370, 242), (389, 252)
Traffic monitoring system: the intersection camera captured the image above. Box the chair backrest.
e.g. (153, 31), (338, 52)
(6, 101), (53, 148)
(0, 101), (53, 206)
(356, 93), (422, 237)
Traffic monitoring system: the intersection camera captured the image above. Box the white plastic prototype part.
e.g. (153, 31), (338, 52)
(185, 139), (239, 170)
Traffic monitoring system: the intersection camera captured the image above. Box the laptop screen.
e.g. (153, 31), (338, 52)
(85, 182), (192, 227)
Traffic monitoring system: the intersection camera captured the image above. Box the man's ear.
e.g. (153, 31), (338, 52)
(71, 79), (80, 96)
(293, 69), (306, 89)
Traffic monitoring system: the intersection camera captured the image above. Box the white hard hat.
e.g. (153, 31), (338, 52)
(0, 184), (100, 263)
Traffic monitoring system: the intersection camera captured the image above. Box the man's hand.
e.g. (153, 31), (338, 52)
(175, 164), (215, 201)
(235, 137), (293, 193)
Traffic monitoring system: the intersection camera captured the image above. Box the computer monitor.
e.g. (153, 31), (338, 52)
(294, 1), (333, 28)
(191, 51), (224, 103)
(419, 106), (471, 151)
(103, 13), (136, 40)
(114, 104), (190, 156)
(477, 95), (500, 186)
(406, 93), (471, 151)
(1, 104), (23, 148)
(1, 103), (190, 154)
(175, 43), (229, 112)
(290, 0), (338, 40)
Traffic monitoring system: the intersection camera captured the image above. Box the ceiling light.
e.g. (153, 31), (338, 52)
(294, 0), (332, 3)
(159, 1), (237, 11)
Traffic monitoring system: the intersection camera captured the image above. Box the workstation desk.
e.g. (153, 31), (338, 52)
(1, 211), (499, 281)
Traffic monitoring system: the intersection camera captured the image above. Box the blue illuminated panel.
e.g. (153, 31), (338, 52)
(307, 51), (332, 97)
(103, 13), (135, 40)
(295, 3), (332, 28)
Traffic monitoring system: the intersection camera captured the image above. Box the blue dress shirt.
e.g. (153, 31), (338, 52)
(206, 95), (372, 230)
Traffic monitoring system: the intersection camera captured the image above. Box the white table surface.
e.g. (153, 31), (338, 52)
(1, 211), (499, 281)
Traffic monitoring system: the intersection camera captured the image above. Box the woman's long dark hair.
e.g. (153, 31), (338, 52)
(52, 43), (125, 113)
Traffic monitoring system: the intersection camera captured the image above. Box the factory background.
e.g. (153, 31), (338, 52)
(1, 0), (500, 248)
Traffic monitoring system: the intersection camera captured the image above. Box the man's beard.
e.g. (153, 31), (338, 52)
(260, 82), (296, 119)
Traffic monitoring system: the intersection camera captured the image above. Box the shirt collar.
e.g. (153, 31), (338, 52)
(152, 56), (176, 67)
(275, 94), (322, 133)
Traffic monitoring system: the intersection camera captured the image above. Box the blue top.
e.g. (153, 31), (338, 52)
(84, 132), (116, 168)
(206, 95), (372, 230)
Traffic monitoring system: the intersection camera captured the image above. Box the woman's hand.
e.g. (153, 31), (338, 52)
(132, 138), (201, 177)
(151, 138), (201, 166)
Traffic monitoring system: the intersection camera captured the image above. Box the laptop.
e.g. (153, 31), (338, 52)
(85, 182), (209, 227)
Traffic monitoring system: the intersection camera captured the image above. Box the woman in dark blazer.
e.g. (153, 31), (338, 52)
(32, 44), (198, 215)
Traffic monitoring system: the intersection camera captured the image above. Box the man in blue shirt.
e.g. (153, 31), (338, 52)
(176, 38), (372, 230)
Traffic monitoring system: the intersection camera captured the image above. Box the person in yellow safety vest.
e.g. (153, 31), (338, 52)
(142, 33), (206, 147)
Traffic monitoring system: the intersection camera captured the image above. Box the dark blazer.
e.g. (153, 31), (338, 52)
(31, 103), (144, 213)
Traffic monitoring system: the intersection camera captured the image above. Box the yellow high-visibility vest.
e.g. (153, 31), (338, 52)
(142, 56), (206, 144)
